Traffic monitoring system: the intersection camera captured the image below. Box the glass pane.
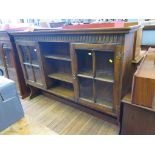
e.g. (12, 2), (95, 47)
(0, 52), (3, 66)
(20, 46), (30, 63)
(95, 80), (113, 108)
(76, 49), (93, 76)
(79, 77), (93, 101)
(95, 51), (114, 81)
(29, 46), (39, 65)
(24, 65), (34, 81)
(33, 67), (42, 84)
(2, 44), (12, 68)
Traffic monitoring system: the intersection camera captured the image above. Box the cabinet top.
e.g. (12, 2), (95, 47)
(9, 25), (140, 36)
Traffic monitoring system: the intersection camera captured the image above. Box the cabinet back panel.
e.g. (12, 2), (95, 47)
(39, 42), (70, 56)
(45, 59), (71, 74)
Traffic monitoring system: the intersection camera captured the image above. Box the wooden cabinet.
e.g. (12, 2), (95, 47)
(16, 41), (46, 89)
(10, 26), (140, 118)
(39, 42), (74, 101)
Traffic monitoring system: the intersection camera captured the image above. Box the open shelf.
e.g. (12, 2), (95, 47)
(47, 81), (74, 101)
(44, 59), (72, 86)
(45, 54), (71, 61)
(48, 72), (72, 83)
(40, 42), (70, 60)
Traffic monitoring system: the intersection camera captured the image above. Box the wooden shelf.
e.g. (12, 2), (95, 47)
(45, 54), (71, 61)
(47, 85), (74, 101)
(48, 73), (73, 83)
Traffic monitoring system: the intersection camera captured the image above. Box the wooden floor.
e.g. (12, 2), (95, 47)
(21, 95), (119, 135)
(0, 115), (57, 135)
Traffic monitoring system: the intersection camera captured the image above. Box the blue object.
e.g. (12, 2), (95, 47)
(0, 69), (3, 76)
(142, 30), (155, 45)
(0, 77), (24, 131)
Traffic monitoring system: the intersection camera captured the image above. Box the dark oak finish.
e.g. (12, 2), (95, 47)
(120, 93), (155, 135)
(10, 26), (140, 119)
(70, 43), (123, 117)
(0, 31), (29, 98)
(120, 49), (155, 134)
(15, 41), (47, 89)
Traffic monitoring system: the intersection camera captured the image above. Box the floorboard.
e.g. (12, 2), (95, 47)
(21, 95), (119, 135)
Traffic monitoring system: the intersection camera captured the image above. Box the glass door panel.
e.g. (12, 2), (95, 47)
(95, 80), (113, 108)
(19, 46), (30, 63)
(76, 49), (93, 77)
(24, 65), (34, 81)
(95, 51), (114, 81)
(79, 77), (93, 101)
(33, 67), (42, 84)
(29, 46), (39, 65)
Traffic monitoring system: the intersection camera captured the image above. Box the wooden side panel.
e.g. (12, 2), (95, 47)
(121, 102), (155, 135)
(132, 28), (142, 60)
(113, 45), (124, 115)
(9, 35), (30, 98)
(132, 77), (155, 108)
(121, 32), (135, 98)
(70, 44), (79, 102)
(132, 50), (155, 108)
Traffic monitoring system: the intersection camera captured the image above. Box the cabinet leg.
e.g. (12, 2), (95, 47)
(29, 86), (41, 99)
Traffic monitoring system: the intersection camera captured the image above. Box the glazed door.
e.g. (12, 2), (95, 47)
(16, 41), (46, 89)
(70, 43), (123, 115)
(1, 42), (20, 90)
(0, 42), (6, 76)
